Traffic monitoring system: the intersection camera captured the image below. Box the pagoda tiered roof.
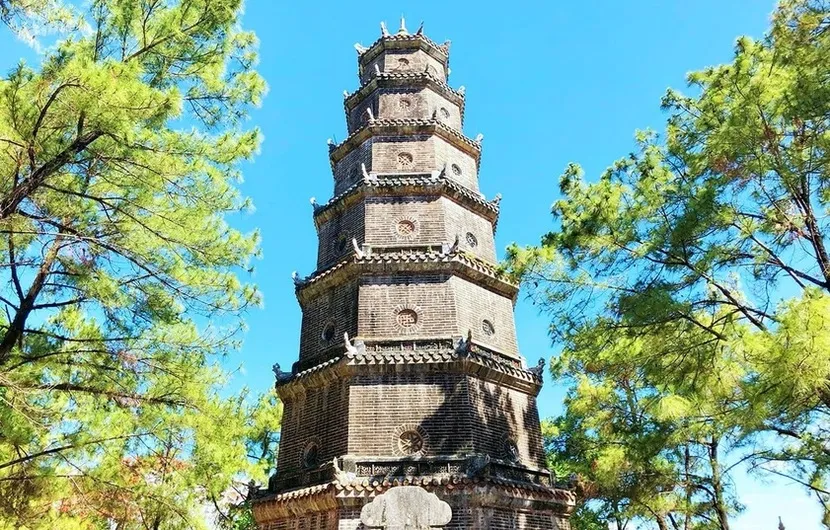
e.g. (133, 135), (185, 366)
(293, 246), (518, 303)
(328, 118), (483, 167)
(344, 71), (466, 123)
(312, 171), (500, 228)
(355, 20), (451, 78)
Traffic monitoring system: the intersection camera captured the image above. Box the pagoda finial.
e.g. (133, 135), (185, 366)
(398, 16), (408, 35)
(380, 21), (390, 37)
(415, 22), (424, 36)
(778, 517), (785, 530)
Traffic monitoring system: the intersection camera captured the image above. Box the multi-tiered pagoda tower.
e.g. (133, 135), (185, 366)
(252, 21), (575, 530)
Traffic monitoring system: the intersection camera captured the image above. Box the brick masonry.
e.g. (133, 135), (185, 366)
(359, 48), (448, 86)
(253, 23), (574, 530)
(332, 135), (479, 194)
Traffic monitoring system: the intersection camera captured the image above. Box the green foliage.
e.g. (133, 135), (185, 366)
(0, 1), (280, 528)
(512, 1), (830, 528)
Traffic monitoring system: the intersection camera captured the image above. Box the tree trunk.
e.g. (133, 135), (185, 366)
(0, 235), (61, 363)
(708, 437), (731, 530)
(684, 443), (692, 530)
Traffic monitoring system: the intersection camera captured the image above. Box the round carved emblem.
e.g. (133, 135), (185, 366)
(397, 57), (410, 69)
(482, 319), (495, 337)
(451, 163), (462, 176)
(439, 107), (450, 119)
(397, 152), (413, 170)
(398, 430), (424, 455)
(396, 219), (416, 237)
(399, 98), (411, 110)
(502, 438), (520, 462)
(466, 232), (478, 248)
(392, 424), (428, 456)
(397, 309), (418, 328)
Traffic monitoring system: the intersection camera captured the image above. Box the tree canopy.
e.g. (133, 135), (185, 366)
(0, 1), (280, 528)
(510, 1), (830, 528)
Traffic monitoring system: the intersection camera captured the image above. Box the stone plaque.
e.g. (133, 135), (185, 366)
(360, 486), (452, 529)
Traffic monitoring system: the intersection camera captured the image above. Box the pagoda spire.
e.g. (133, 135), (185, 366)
(252, 22), (575, 530)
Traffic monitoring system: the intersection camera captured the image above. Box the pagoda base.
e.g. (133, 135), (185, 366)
(252, 476), (574, 530)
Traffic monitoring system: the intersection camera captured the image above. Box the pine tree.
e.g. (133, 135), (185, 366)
(0, 1), (280, 528)
(512, 1), (830, 527)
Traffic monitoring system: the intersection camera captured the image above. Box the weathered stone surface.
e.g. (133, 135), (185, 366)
(360, 486), (452, 529)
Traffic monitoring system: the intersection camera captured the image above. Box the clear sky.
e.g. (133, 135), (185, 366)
(0, 1), (818, 528)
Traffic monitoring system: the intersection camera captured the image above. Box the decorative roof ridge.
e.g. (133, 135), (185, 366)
(275, 355), (343, 388)
(313, 173), (499, 228)
(329, 119), (481, 164)
(252, 481), (334, 504)
(297, 246), (452, 288)
(331, 474), (575, 503)
(252, 473), (574, 508)
(253, 464), (576, 508)
(344, 347), (541, 384)
(293, 246), (516, 296)
(453, 249), (512, 282)
(358, 32), (450, 61)
(345, 71), (464, 106)
(274, 337), (541, 391)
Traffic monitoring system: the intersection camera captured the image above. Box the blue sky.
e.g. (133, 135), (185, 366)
(0, 0), (818, 528)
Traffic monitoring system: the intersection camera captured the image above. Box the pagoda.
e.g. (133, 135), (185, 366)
(252, 20), (575, 529)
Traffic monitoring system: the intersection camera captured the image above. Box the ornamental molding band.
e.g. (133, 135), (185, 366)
(252, 20), (575, 530)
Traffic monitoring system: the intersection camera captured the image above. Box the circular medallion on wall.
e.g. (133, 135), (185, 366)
(301, 439), (320, 469)
(398, 430), (424, 455)
(502, 437), (520, 463)
(393, 304), (423, 333)
(465, 232), (478, 248)
(396, 152), (414, 170)
(393, 216), (419, 241)
(397, 309), (418, 328)
(482, 319), (495, 337)
(398, 98), (411, 110)
(439, 107), (451, 120)
(397, 219), (416, 236)
(397, 57), (410, 69)
(392, 424), (428, 457)
(451, 163), (462, 176)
